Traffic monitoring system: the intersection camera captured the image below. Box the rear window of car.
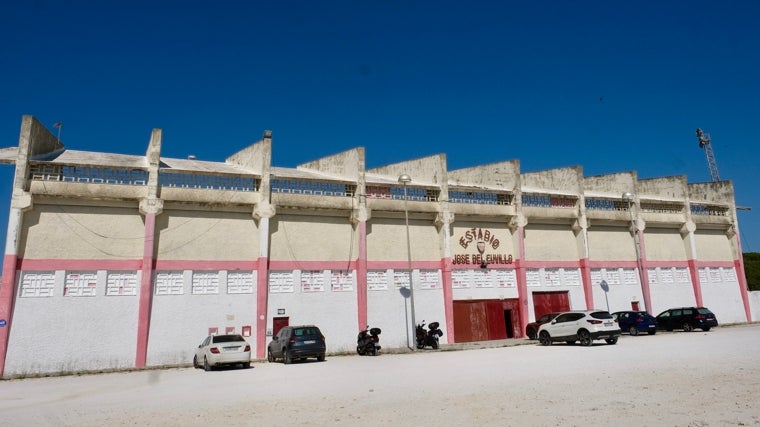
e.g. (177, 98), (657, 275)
(212, 334), (245, 343)
(697, 308), (713, 315)
(590, 311), (613, 319)
(294, 327), (321, 337)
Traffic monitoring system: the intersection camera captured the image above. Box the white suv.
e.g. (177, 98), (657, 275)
(538, 310), (620, 346)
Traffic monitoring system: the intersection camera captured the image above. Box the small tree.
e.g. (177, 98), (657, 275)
(743, 252), (760, 291)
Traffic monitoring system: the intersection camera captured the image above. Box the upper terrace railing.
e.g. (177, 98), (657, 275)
(690, 204), (729, 216)
(272, 178), (355, 197)
(584, 198), (628, 211)
(366, 185), (439, 202)
(159, 171), (258, 191)
(640, 202), (684, 214)
(449, 190), (513, 205)
(524, 194), (577, 209)
(29, 163), (149, 186)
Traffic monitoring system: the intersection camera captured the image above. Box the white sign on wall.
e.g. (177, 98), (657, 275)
(494, 269), (517, 288)
(301, 270), (325, 292)
(269, 271), (295, 293)
(106, 272), (138, 296)
(418, 269), (442, 290)
(330, 270), (354, 292)
(451, 270), (470, 289)
(65, 272), (98, 297)
(227, 271), (255, 294)
(367, 270), (389, 291)
(20, 271), (56, 298)
(155, 271), (184, 295)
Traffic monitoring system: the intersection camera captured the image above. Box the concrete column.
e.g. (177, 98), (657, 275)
(436, 211), (454, 343)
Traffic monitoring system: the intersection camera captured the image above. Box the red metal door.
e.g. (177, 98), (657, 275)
(532, 291), (570, 319)
(272, 317), (289, 337)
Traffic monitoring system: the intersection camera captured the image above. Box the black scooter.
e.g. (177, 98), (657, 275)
(357, 325), (382, 356)
(415, 321), (443, 349)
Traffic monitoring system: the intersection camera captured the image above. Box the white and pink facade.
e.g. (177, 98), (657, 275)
(0, 115), (753, 378)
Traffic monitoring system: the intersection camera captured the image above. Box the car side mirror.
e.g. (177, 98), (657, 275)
(272, 336), (278, 341)
(551, 320), (557, 325)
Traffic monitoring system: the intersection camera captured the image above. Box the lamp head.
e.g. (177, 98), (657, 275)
(398, 174), (411, 184)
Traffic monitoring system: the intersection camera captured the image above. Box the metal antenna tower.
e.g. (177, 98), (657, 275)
(696, 128), (721, 182)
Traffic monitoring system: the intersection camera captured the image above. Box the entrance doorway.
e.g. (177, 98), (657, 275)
(453, 299), (520, 342)
(532, 291), (570, 320)
(272, 316), (289, 337)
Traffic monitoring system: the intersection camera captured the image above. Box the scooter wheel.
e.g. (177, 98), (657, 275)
(357, 346), (365, 355)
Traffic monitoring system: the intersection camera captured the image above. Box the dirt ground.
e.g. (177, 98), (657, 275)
(1, 324), (759, 427)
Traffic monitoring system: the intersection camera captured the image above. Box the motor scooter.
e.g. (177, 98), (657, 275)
(356, 325), (382, 356)
(415, 321), (443, 349)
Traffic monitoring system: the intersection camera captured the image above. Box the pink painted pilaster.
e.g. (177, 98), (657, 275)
(687, 259), (703, 307)
(0, 254), (18, 377)
(441, 255), (454, 343)
(516, 226), (529, 338)
(135, 212), (156, 368)
(637, 229), (653, 314)
(579, 258), (594, 310)
(733, 234), (752, 321)
(356, 221), (368, 330)
(256, 256), (269, 359)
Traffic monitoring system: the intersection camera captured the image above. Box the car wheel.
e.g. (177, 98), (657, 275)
(267, 348), (275, 363)
(701, 327), (711, 332)
(284, 351), (292, 365)
(682, 323), (693, 332)
(648, 330), (656, 335)
(538, 331), (552, 346)
(203, 357), (212, 372)
(628, 326), (639, 336)
(317, 353), (326, 361)
(526, 327), (536, 340)
(193, 355), (199, 369)
(605, 337), (618, 345)
(578, 330), (592, 346)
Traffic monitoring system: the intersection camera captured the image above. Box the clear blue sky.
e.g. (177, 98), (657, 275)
(1, 1), (758, 275)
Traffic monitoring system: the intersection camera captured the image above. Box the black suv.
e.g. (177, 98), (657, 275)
(267, 325), (326, 364)
(655, 307), (718, 332)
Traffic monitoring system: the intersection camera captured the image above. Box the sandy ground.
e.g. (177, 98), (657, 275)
(1, 324), (759, 427)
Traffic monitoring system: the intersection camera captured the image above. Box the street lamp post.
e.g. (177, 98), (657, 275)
(399, 174), (417, 350)
(622, 192), (647, 313)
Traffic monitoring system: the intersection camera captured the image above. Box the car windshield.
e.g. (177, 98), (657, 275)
(212, 334), (245, 343)
(590, 311), (613, 319)
(294, 327), (320, 337)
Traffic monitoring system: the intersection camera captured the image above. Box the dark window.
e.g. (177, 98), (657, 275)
(697, 308), (713, 315)
(213, 334), (245, 343)
(683, 309), (694, 315)
(590, 311), (613, 319)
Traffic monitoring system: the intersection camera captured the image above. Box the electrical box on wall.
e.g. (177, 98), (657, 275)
(242, 325), (252, 337)
(208, 327), (218, 336)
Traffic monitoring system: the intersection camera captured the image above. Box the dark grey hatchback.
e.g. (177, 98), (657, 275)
(656, 307), (718, 332)
(267, 325), (326, 364)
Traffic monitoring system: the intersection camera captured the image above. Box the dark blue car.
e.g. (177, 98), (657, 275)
(611, 311), (657, 336)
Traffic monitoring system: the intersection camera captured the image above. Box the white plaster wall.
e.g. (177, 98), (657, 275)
(587, 227), (636, 261)
(701, 281), (747, 324)
(648, 282), (696, 316)
(592, 283), (643, 313)
(6, 270), (138, 376)
(523, 225), (578, 261)
(21, 205), (144, 259)
(643, 228), (687, 261)
(156, 210), (259, 260)
(266, 271), (358, 354)
(147, 270), (257, 366)
(749, 291), (760, 323)
(694, 231), (733, 261)
(365, 270), (447, 349)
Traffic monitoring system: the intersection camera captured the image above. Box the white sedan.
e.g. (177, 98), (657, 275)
(193, 334), (251, 371)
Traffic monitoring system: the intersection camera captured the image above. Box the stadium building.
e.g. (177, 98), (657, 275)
(0, 115), (753, 377)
